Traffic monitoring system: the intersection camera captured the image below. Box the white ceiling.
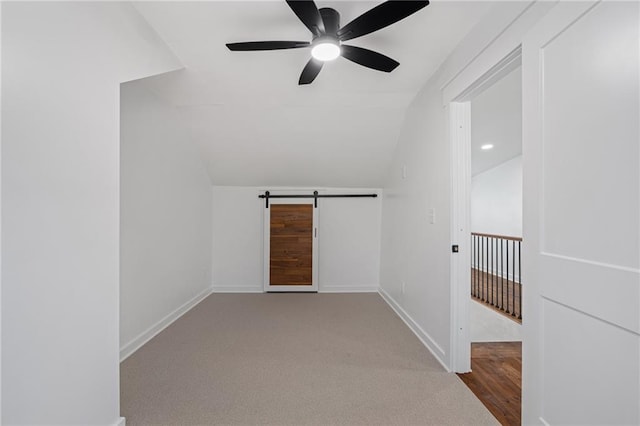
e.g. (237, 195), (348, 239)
(134, 1), (496, 187)
(471, 66), (522, 176)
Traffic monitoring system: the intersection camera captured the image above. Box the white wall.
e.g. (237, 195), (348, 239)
(210, 187), (263, 292)
(379, 2), (554, 369)
(379, 82), (452, 366)
(317, 190), (381, 292)
(120, 80), (212, 360)
(471, 155), (522, 237)
(211, 187), (382, 293)
(1, 3), (181, 425)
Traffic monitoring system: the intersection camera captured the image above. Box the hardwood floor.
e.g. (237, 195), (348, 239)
(458, 342), (522, 426)
(471, 268), (522, 323)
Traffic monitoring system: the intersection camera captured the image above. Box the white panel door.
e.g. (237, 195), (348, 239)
(522, 2), (639, 425)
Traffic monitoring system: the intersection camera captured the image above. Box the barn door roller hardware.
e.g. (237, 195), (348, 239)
(259, 190), (377, 208)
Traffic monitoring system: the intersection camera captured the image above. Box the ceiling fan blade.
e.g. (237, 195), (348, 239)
(286, 0), (325, 36)
(226, 41), (310, 51)
(337, 0), (429, 42)
(340, 45), (399, 72)
(299, 58), (323, 85)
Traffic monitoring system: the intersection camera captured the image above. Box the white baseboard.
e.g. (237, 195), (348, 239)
(111, 417), (127, 426)
(120, 286), (213, 362)
(319, 285), (379, 293)
(378, 287), (450, 372)
(211, 285), (379, 293)
(212, 285), (263, 293)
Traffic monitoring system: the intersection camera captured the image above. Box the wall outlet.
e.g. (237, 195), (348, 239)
(401, 281), (405, 294)
(402, 165), (407, 179)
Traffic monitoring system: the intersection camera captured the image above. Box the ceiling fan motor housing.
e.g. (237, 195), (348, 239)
(318, 8), (340, 38)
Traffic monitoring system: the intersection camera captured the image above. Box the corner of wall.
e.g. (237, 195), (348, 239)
(120, 286), (213, 362)
(378, 288), (450, 371)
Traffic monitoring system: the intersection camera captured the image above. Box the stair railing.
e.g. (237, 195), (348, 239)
(471, 232), (522, 321)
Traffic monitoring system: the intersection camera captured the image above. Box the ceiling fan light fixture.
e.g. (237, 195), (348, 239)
(226, 0), (430, 84)
(311, 40), (340, 61)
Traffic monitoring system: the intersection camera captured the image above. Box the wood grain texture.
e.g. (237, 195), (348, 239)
(270, 204), (313, 286)
(471, 232), (522, 242)
(458, 342), (522, 426)
(471, 268), (522, 323)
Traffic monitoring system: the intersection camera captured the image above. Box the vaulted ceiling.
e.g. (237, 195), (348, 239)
(471, 66), (522, 176)
(134, 1), (495, 187)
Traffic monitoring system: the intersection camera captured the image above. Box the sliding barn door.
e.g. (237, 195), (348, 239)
(522, 2), (639, 424)
(263, 199), (318, 292)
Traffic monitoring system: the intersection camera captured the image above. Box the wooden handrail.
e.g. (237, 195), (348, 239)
(471, 232), (522, 242)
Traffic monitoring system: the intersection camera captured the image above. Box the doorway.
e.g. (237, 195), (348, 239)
(469, 65), (522, 342)
(460, 62), (523, 425)
(449, 47), (522, 373)
(449, 47), (523, 423)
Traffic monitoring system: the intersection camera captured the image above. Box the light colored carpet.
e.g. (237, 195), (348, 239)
(121, 293), (498, 425)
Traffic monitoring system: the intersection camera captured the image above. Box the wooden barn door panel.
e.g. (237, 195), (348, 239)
(263, 199), (318, 292)
(269, 204), (313, 286)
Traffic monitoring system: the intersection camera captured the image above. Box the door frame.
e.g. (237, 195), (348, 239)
(448, 47), (522, 373)
(263, 196), (319, 292)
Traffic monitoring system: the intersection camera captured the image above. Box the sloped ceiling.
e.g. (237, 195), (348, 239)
(471, 66), (522, 176)
(134, 1), (494, 187)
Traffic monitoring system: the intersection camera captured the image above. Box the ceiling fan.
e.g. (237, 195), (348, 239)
(226, 0), (430, 85)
